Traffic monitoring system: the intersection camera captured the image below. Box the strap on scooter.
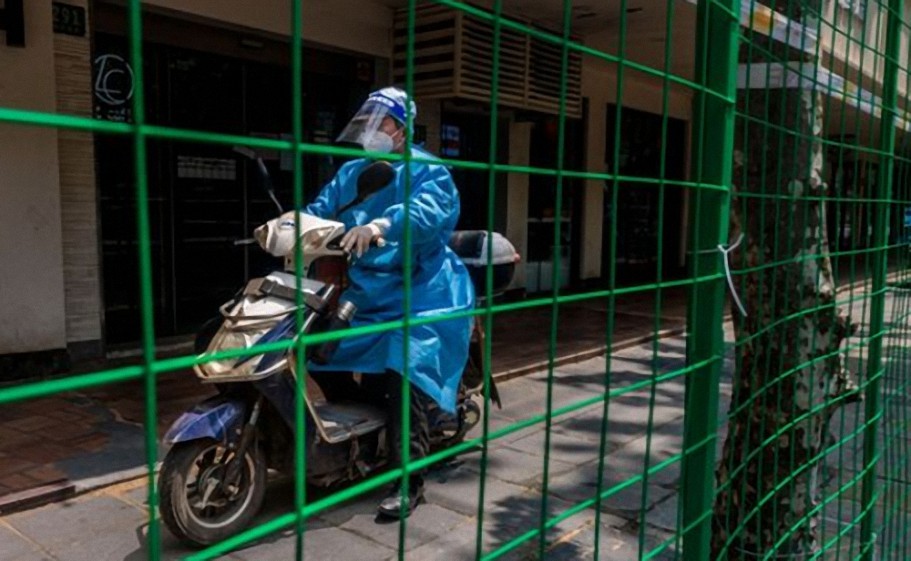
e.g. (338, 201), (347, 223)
(246, 277), (330, 312)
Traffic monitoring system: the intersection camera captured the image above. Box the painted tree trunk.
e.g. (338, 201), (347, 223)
(710, 58), (860, 561)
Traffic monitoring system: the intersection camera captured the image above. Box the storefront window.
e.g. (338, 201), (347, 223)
(93, 29), (371, 343)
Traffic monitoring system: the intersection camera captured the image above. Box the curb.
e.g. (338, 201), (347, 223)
(0, 467), (160, 517)
(0, 480), (75, 515)
(72, 465), (155, 495)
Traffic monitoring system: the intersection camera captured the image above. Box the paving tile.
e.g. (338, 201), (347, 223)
(22, 466), (66, 483)
(42, 424), (98, 443)
(4, 416), (61, 433)
(45, 410), (91, 424)
(478, 488), (594, 557)
(232, 526), (394, 561)
(402, 518), (536, 561)
(493, 377), (600, 426)
(0, 409), (20, 422)
(0, 427), (34, 448)
(122, 484), (149, 507)
(424, 460), (538, 517)
(70, 433), (111, 452)
(503, 426), (614, 467)
(14, 443), (73, 465)
(483, 406), (526, 430)
(483, 418), (543, 448)
(18, 399), (71, 413)
(0, 474), (40, 493)
(645, 494), (679, 532)
(327, 502), (468, 552)
(462, 445), (577, 487)
(5, 496), (149, 561)
(406, 508), (619, 561)
(551, 396), (685, 450)
(553, 406), (652, 447)
(544, 540), (596, 560)
(600, 428), (685, 487)
(0, 458), (36, 478)
(0, 524), (41, 560)
(568, 521), (678, 561)
(312, 486), (389, 527)
(144, 521), (245, 561)
(545, 462), (675, 517)
(399, 519), (487, 561)
(53, 421), (147, 483)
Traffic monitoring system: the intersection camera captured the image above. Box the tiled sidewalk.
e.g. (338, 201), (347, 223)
(0, 289), (688, 510)
(1, 334), (715, 561)
(1, 284), (898, 559)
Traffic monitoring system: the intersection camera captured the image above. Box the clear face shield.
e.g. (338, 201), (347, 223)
(336, 98), (405, 154)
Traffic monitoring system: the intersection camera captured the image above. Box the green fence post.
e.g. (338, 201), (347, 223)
(125, 1), (161, 559)
(860, 1), (902, 559)
(680, 1), (739, 560)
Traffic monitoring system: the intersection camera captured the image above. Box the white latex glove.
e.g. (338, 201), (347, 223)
(340, 223), (385, 257)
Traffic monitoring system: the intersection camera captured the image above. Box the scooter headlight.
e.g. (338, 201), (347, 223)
(196, 329), (261, 378)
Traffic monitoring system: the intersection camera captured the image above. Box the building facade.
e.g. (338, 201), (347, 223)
(0, 0), (899, 376)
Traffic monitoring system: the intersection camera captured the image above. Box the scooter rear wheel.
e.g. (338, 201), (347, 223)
(160, 439), (266, 547)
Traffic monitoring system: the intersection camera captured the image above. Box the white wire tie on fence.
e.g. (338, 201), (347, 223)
(693, 233), (748, 317)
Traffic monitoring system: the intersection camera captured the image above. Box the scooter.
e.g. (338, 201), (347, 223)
(158, 151), (516, 547)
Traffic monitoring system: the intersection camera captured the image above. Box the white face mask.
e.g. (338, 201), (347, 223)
(361, 131), (395, 154)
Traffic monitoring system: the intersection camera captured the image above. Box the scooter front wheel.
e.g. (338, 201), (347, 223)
(160, 439), (266, 547)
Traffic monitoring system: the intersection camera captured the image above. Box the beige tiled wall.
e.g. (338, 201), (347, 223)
(54, 0), (102, 346)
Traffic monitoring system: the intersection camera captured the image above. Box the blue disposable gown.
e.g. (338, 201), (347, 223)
(305, 147), (475, 413)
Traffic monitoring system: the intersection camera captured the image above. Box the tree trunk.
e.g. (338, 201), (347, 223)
(710, 14), (860, 558)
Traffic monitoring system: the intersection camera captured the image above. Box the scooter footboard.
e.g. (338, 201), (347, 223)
(163, 396), (247, 446)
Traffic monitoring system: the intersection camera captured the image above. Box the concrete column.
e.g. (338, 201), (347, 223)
(506, 121), (532, 290)
(55, 0), (102, 358)
(0, 2), (66, 355)
(581, 100), (606, 280)
(679, 121), (692, 269)
(418, 99), (441, 154)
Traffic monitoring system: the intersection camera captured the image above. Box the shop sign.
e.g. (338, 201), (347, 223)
(52, 3), (86, 37)
(93, 53), (134, 122)
(441, 124), (460, 157)
(177, 156), (237, 181)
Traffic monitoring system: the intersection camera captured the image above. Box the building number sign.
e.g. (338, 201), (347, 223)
(53, 3), (86, 37)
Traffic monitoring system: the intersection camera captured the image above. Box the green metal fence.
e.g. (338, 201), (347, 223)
(4, 0), (911, 559)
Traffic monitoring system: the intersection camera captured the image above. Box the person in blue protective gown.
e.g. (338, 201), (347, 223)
(304, 87), (474, 518)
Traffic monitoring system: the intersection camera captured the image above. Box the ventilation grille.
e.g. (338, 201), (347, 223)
(393, 4), (582, 118)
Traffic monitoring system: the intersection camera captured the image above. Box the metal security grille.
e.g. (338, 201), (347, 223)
(3, 0), (911, 560)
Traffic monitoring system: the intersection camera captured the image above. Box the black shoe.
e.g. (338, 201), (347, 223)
(377, 484), (425, 518)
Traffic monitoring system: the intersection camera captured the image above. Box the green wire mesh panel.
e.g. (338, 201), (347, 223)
(1, 0), (911, 560)
(712, 0), (911, 559)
